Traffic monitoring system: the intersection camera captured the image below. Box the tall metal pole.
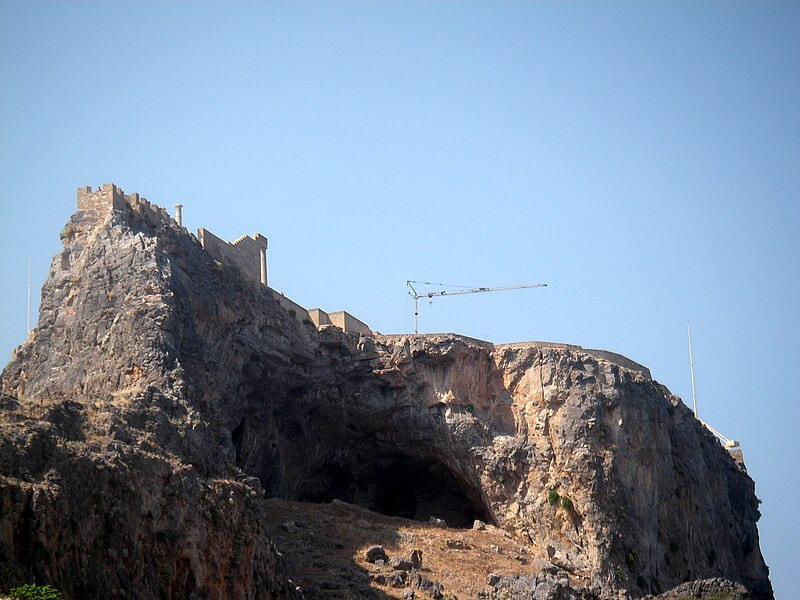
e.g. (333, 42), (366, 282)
(26, 252), (31, 333)
(407, 281), (420, 334)
(688, 322), (697, 416)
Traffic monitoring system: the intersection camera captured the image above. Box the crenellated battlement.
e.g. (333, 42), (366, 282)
(72, 183), (372, 335)
(124, 191), (172, 224)
(198, 228), (268, 286)
(75, 184), (180, 240)
(76, 183), (125, 220)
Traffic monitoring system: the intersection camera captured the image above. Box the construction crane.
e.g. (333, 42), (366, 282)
(407, 280), (547, 334)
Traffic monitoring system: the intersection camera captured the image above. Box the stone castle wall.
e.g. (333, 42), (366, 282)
(74, 184), (126, 240)
(230, 233), (268, 286)
(197, 229), (268, 287)
(272, 291), (311, 323)
(75, 184), (180, 241)
(497, 340), (652, 380)
(308, 309), (331, 328)
(309, 308), (371, 335)
(74, 184), (371, 336)
(328, 311), (371, 335)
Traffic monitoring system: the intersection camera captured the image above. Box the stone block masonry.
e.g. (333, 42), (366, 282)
(308, 309), (332, 328)
(308, 308), (371, 335)
(73, 184), (373, 336)
(328, 311), (371, 335)
(75, 184), (180, 242)
(75, 185), (268, 288)
(272, 290), (311, 323)
(197, 228), (268, 287)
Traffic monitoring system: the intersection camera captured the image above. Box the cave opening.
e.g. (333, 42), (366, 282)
(372, 469), (417, 520)
(231, 419), (245, 465)
(296, 452), (493, 529)
(296, 463), (354, 504)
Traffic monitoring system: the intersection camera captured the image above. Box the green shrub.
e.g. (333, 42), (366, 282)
(626, 549), (637, 568)
(547, 489), (560, 506)
(464, 403), (474, 414)
(9, 584), (62, 600)
(560, 496), (573, 511)
(59, 222), (75, 241)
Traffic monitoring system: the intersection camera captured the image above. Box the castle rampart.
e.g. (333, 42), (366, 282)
(272, 291), (311, 322)
(497, 340), (651, 379)
(328, 311), (371, 335)
(74, 184), (373, 336)
(197, 228), (268, 287)
(75, 184), (181, 241)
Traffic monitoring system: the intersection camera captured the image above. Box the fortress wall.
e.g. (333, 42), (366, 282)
(328, 311), (371, 335)
(497, 341), (651, 380)
(230, 234), (267, 285)
(198, 228), (267, 287)
(124, 192), (175, 229)
(378, 333), (495, 351)
(583, 348), (651, 380)
(308, 308), (332, 328)
(75, 184), (126, 239)
(74, 184), (372, 336)
(271, 291), (311, 323)
(76, 185), (182, 240)
(197, 228), (228, 263)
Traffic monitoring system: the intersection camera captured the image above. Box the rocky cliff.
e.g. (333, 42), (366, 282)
(0, 189), (772, 599)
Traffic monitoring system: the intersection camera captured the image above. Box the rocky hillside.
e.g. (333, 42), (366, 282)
(0, 190), (772, 599)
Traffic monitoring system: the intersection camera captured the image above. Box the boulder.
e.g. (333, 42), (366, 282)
(364, 544), (388, 563)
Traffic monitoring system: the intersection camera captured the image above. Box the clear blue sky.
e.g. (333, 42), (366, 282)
(1, 2), (797, 595)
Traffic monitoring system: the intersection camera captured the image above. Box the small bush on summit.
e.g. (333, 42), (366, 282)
(547, 489), (560, 506)
(59, 221), (75, 241)
(9, 584), (61, 600)
(560, 496), (573, 511)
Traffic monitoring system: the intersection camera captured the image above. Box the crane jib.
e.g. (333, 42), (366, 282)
(406, 281), (547, 333)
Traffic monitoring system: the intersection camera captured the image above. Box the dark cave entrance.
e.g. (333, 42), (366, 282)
(231, 419), (245, 462)
(372, 469), (417, 520)
(297, 452), (493, 529)
(295, 463), (354, 504)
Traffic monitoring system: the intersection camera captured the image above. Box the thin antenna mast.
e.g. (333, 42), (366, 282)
(685, 323), (741, 453)
(26, 252), (31, 333)
(688, 322), (697, 416)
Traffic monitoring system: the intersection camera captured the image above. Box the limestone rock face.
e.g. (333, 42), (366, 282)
(0, 194), (772, 599)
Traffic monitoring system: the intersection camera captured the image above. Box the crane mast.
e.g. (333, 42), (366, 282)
(407, 280), (547, 334)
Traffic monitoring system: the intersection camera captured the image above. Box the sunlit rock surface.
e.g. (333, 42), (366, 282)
(0, 191), (772, 599)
